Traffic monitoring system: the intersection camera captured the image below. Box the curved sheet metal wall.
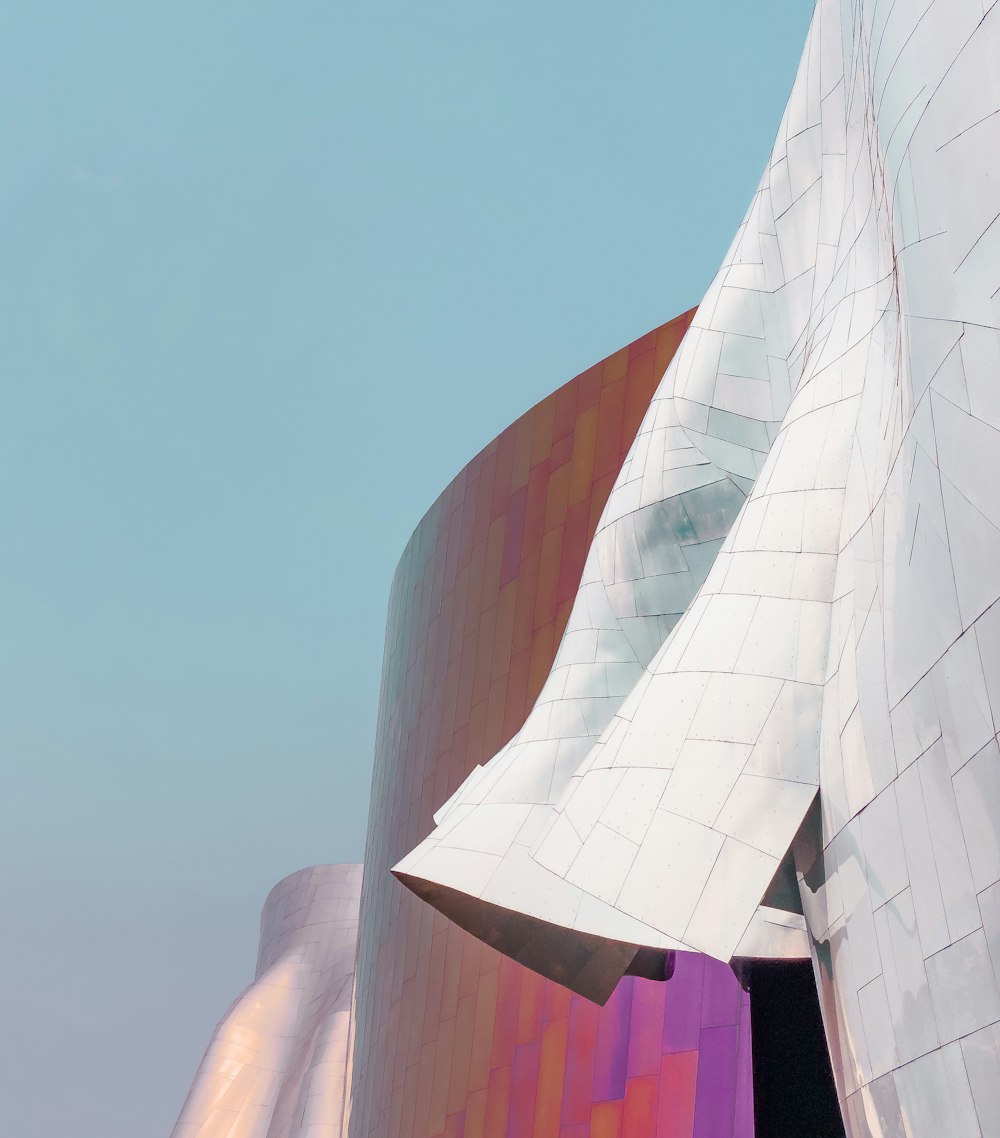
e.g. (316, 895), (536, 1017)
(351, 310), (756, 1138)
(172, 864), (362, 1138)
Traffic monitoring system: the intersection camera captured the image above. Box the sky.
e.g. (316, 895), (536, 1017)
(0, 2), (813, 1135)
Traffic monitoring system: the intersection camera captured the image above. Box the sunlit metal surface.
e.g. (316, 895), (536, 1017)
(170, 864), (361, 1138)
(397, 1), (1000, 1133)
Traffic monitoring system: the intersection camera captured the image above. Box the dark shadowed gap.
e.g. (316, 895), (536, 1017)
(746, 961), (846, 1138)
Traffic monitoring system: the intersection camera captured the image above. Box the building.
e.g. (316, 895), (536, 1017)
(396, 1), (1000, 1136)
(175, 2), (1000, 1135)
(171, 864), (362, 1138)
(351, 310), (758, 1138)
(171, 316), (764, 1138)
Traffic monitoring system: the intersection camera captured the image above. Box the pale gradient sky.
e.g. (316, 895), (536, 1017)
(0, 3), (812, 1135)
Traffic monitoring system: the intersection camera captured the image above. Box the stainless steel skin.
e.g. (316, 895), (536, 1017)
(396, 1), (1000, 1134)
(171, 865), (362, 1138)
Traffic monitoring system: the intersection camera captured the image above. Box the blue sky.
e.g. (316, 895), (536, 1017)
(0, 2), (812, 1134)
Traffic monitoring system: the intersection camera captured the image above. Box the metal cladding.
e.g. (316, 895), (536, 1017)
(171, 2), (1000, 1135)
(351, 313), (756, 1138)
(170, 865), (362, 1138)
(394, 0), (1000, 1134)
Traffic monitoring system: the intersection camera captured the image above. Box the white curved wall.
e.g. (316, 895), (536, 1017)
(171, 864), (362, 1138)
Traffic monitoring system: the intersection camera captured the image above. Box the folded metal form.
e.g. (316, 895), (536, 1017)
(396, 0), (1000, 1133)
(349, 309), (762, 1138)
(170, 865), (362, 1138)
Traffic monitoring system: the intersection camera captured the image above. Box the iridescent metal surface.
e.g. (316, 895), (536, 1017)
(352, 314), (755, 1138)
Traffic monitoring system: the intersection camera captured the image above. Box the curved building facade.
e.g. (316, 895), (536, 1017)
(394, 1), (1000, 1136)
(171, 864), (362, 1138)
(172, 6), (1000, 1138)
(351, 312), (756, 1138)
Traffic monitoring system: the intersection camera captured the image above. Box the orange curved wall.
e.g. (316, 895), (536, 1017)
(351, 309), (755, 1138)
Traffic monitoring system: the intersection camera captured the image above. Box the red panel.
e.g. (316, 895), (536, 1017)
(490, 428), (517, 522)
(591, 1101), (624, 1138)
(447, 995), (478, 1116)
(657, 1051), (699, 1138)
(490, 957), (522, 1068)
(482, 1065), (512, 1138)
(468, 969), (500, 1094)
(556, 500), (592, 604)
(463, 1089), (487, 1138)
(516, 968), (545, 1046)
(551, 380), (579, 445)
(499, 485), (528, 588)
(594, 377), (628, 481)
(521, 461), (552, 562)
(542, 978), (573, 1026)
(622, 1076), (659, 1138)
(568, 404), (599, 506)
(530, 391), (557, 466)
(627, 977), (667, 1079)
(508, 1042), (541, 1138)
(560, 997), (601, 1125)
(533, 1018), (570, 1138)
(428, 1016), (456, 1135)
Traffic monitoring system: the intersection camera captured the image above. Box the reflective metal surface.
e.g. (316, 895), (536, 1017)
(171, 864), (362, 1138)
(396, 1), (1000, 1133)
(352, 315), (755, 1137)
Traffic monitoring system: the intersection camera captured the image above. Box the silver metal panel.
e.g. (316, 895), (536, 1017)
(714, 774), (817, 858)
(659, 740), (754, 827)
(687, 671), (784, 745)
(599, 767), (672, 844)
(892, 1043), (982, 1138)
(859, 783), (909, 908)
(895, 762), (951, 958)
(934, 631), (995, 776)
(858, 975), (899, 1080)
(745, 680), (823, 784)
(683, 837), (779, 956)
(565, 823), (640, 906)
(925, 929), (1000, 1045)
(859, 1073), (907, 1138)
(960, 1024), (1000, 1138)
(978, 879), (1000, 997)
(916, 741), (980, 943)
(614, 810), (725, 940)
(878, 889), (940, 1066)
(733, 905), (809, 958)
